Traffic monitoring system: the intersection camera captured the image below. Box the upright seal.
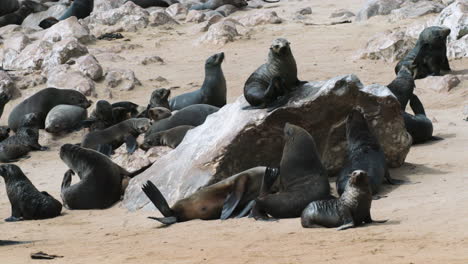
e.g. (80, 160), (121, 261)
(0, 164), (62, 222)
(250, 123), (331, 220)
(169, 53), (226, 110)
(243, 38), (301, 109)
(301, 170), (387, 230)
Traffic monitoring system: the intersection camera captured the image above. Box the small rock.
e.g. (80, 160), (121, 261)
(297, 7), (312, 15)
(389, 1), (445, 22)
(215, 4), (239, 17)
(355, 30), (416, 62)
(420, 74), (461, 92)
(86, 1), (150, 32)
(42, 38), (89, 74)
(330, 9), (355, 19)
(140, 56), (165, 65)
(186, 10), (206, 23)
(76, 55), (104, 81)
(197, 19), (241, 45)
(9, 70), (46, 90)
(150, 10), (180, 26)
(197, 14), (224, 32)
(356, 0), (405, 21)
(94, 0), (127, 12)
(3, 33), (31, 52)
(166, 3), (188, 20)
(105, 69), (141, 91)
(42, 17), (93, 44)
(238, 10), (282, 26)
(2, 41), (53, 71)
(0, 71), (21, 99)
(447, 35), (468, 58)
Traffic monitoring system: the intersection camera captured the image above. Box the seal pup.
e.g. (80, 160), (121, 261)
(0, 164), (62, 222)
(395, 26), (451, 79)
(141, 125), (194, 150)
(145, 104), (219, 136)
(8, 88), (91, 132)
(403, 95), (441, 144)
(126, 0), (170, 8)
(111, 101), (140, 117)
(190, 0), (247, 10)
(82, 100), (114, 131)
(45, 105), (87, 134)
(250, 123), (331, 220)
(138, 89), (171, 118)
(301, 170), (387, 230)
(148, 107), (172, 122)
(387, 66), (415, 110)
(0, 114), (48, 162)
(0, 0), (47, 27)
(39, 0), (94, 29)
(169, 53), (226, 110)
(60, 144), (149, 209)
(336, 110), (407, 197)
(243, 38), (301, 109)
(81, 118), (151, 155)
(0, 91), (11, 120)
(142, 167), (268, 225)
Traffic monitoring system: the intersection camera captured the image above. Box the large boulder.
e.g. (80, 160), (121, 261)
(433, 0), (468, 42)
(123, 74), (412, 211)
(389, 1), (445, 21)
(355, 29), (416, 62)
(2, 41), (53, 71)
(42, 17), (93, 44)
(22, 4), (68, 29)
(356, 0), (405, 21)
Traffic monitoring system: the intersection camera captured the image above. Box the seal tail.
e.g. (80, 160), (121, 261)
(142, 181), (175, 218)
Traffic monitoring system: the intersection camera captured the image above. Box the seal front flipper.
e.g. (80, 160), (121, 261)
(364, 214), (388, 224)
(142, 181), (175, 219)
(148, 216), (177, 225)
(337, 209), (354, 231)
(125, 135), (138, 154)
(430, 136), (443, 141)
(97, 144), (113, 157)
(4, 216), (22, 222)
(384, 170), (417, 185)
(220, 174), (249, 220)
(372, 195), (387, 200)
(61, 170), (74, 190)
(235, 200), (256, 218)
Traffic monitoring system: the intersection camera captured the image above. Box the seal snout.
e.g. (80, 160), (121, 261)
(270, 38), (291, 55)
(349, 170), (368, 185)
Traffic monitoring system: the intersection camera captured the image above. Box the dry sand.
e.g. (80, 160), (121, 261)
(1, 0), (467, 263)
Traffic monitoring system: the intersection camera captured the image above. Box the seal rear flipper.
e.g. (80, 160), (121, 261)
(61, 170), (74, 190)
(336, 222), (355, 231)
(4, 216), (22, 222)
(148, 216), (177, 225)
(221, 175), (249, 220)
(384, 170), (417, 185)
(142, 181), (174, 218)
(125, 135), (137, 154)
(430, 136), (443, 141)
(372, 195), (388, 200)
(97, 144), (113, 157)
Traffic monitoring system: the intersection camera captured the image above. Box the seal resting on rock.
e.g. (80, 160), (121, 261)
(145, 104), (219, 136)
(126, 0), (170, 8)
(0, 164), (62, 222)
(140, 125), (194, 150)
(0, 0), (47, 27)
(243, 38), (301, 109)
(301, 170), (387, 230)
(250, 123), (331, 220)
(81, 118), (151, 155)
(142, 167), (268, 225)
(336, 110), (408, 197)
(169, 53), (226, 110)
(395, 26), (451, 79)
(404, 95), (440, 144)
(8, 88), (91, 132)
(45, 105), (88, 134)
(189, 0), (247, 11)
(60, 144), (150, 209)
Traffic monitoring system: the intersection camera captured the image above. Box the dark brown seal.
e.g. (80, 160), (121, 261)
(0, 164), (62, 222)
(387, 66), (415, 110)
(59, 144), (149, 209)
(243, 38), (301, 109)
(301, 170), (387, 230)
(142, 167), (268, 225)
(403, 94), (441, 144)
(250, 123), (331, 220)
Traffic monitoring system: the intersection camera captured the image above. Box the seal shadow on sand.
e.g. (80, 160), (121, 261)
(0, 240), (34, 246)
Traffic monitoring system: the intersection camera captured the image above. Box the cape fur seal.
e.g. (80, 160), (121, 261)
(126, 0), (170, 8)
(395, 26), (451, 79)
(189, 0), (247, 11)
(243, 38), (301, 109)
(138, 89), (171, 118)
(81, 118), (151, 155)
(301, 170), (387, 230)
(0, 126), (10, 142)
(0, 0), (19, 17)
(145, 104), (219, 137)
(60, 144), (149, 209)
(387, 66), (415, 110)
(336, 110), (406, 197)
(0, 91), (11, 120)
(250, 123), (331, 220)
(169, 53), (226, 110)
(403, 95), (440, 144)
(140, 125), (194, 150)
(45, 105), (87, 134)
(0, 164), (62, 222)
(0, 0), (47, 27)
(142, 167), (268, 225)
(39, 0), (94, 29)
(8, 88), (91, 132)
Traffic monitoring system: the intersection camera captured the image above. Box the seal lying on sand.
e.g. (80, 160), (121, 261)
(0, 164), (62, 222)
(403, 95), (441, 144)
(169, 53), (226, 110)
(81, 118), (151, 155)
(142, 167), (268, 225)
(250, 123), (331, 220)
(336, 110), (407, 197)
(243, 38), (301, 109)
(8, 88), (91, 132)
(60, 144), (150, 209)
(395, 26), (451, 79)
(301, 170), (387, 230)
